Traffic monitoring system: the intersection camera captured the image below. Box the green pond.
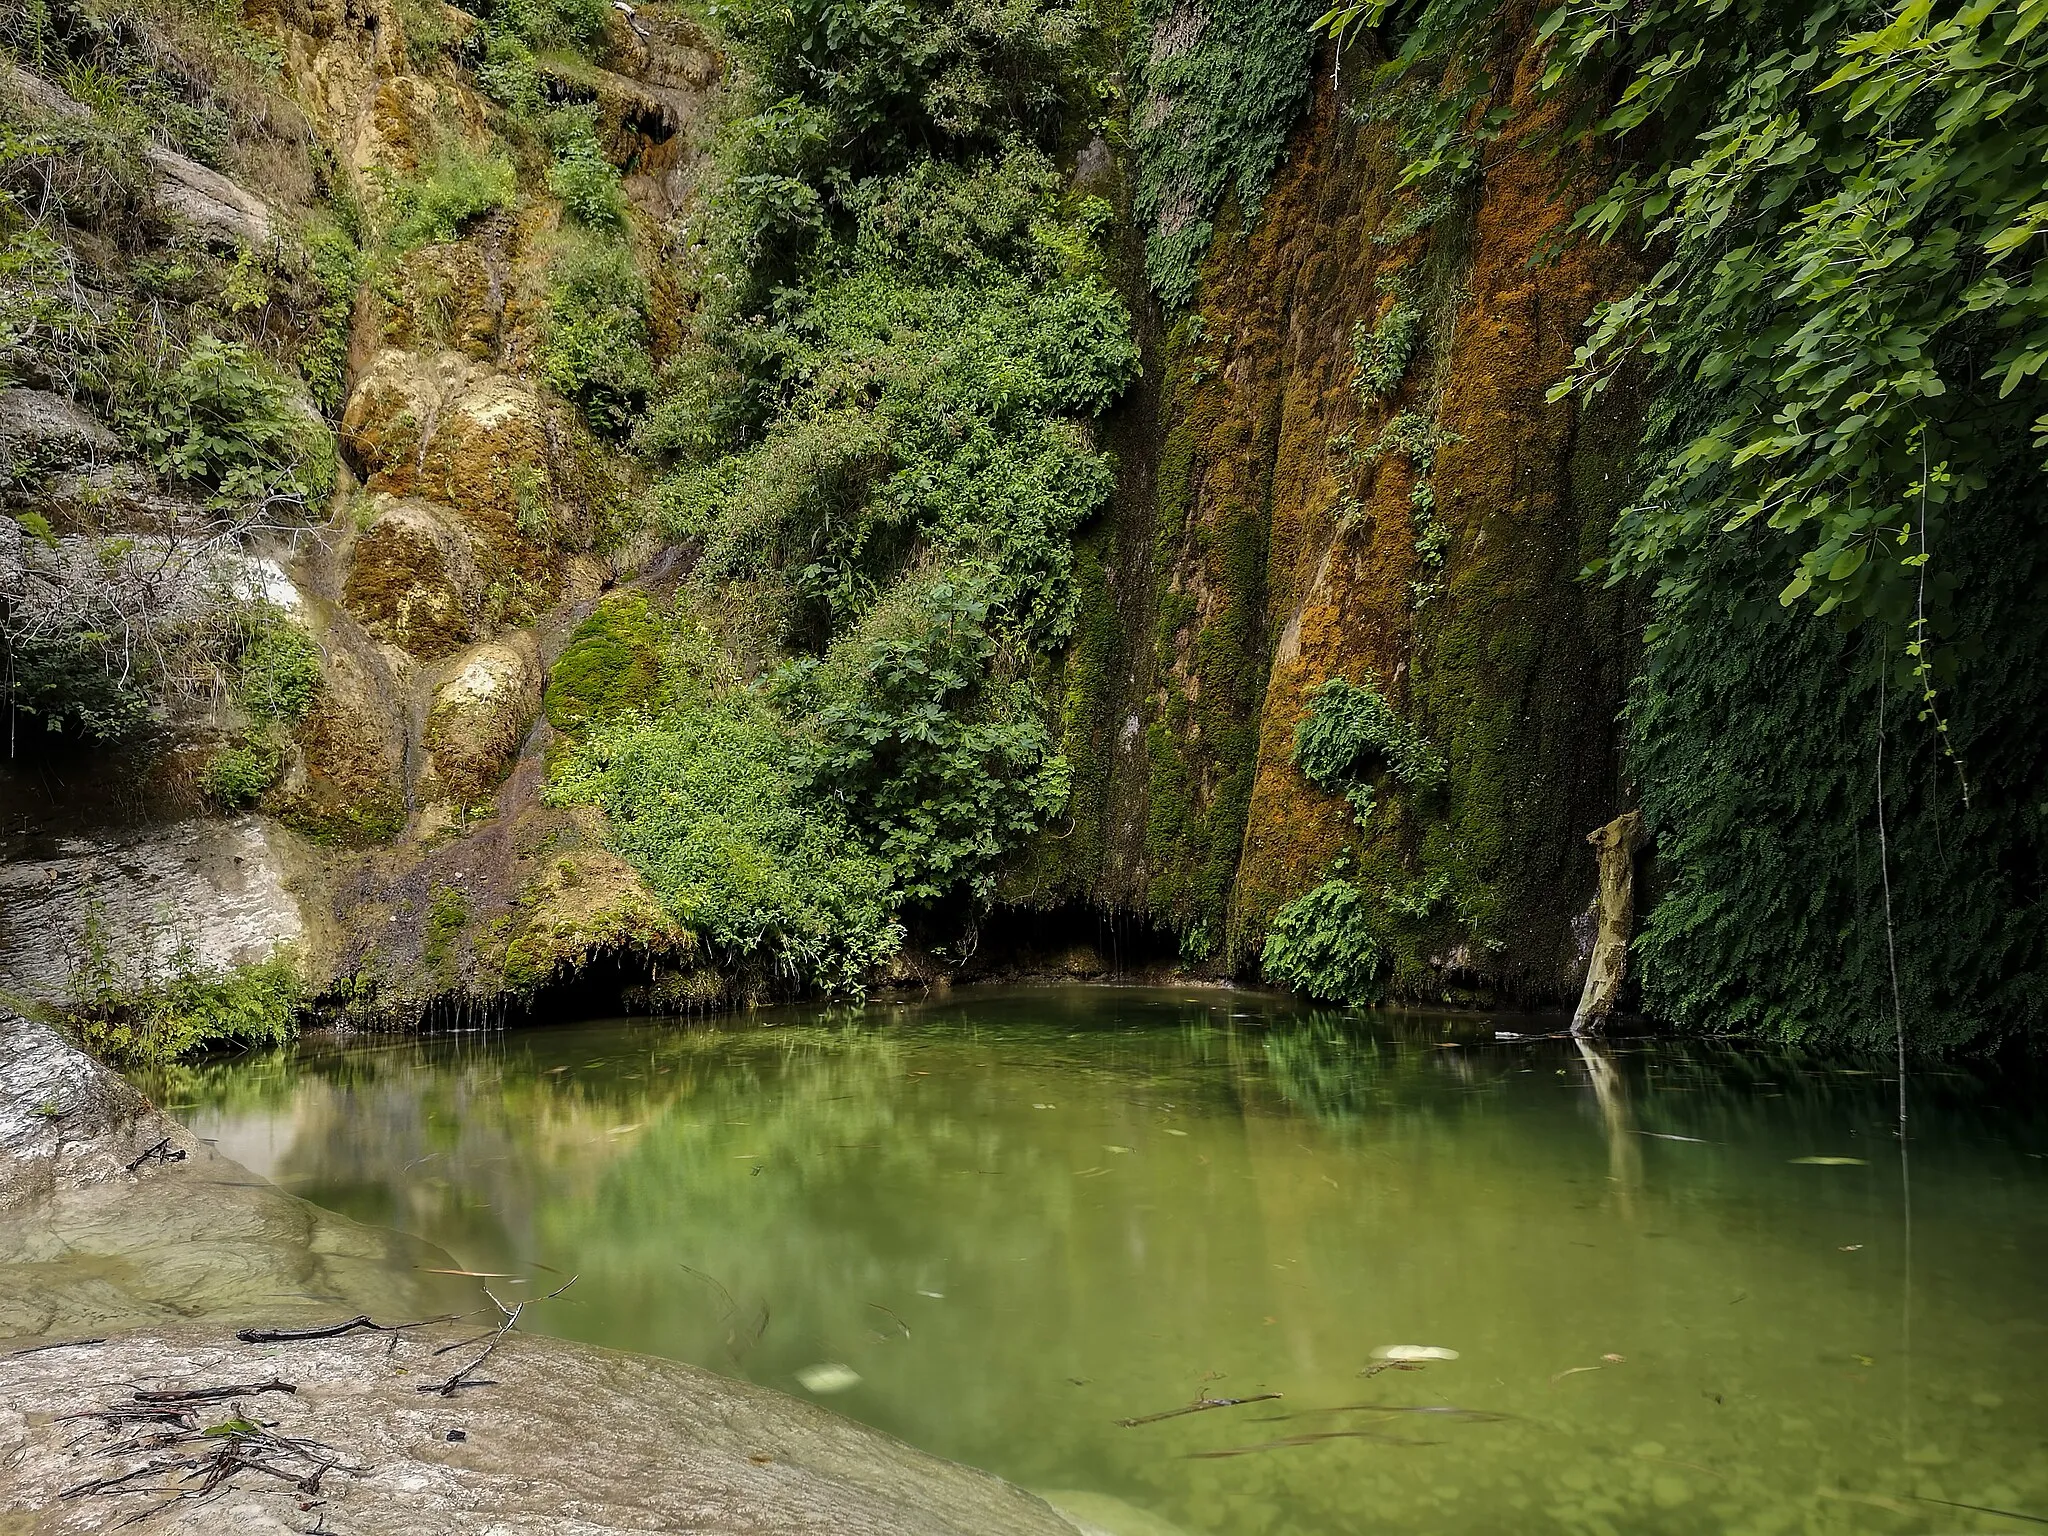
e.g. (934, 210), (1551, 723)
(158, 987), (2048, 1535)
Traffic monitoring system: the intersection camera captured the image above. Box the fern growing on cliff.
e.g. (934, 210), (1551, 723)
(1292, 676), (1443, 823)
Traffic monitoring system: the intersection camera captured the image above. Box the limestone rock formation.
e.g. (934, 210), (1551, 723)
(421, 635), (543, 801)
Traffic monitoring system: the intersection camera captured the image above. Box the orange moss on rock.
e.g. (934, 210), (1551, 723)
(1227, 43), (1640, 998)
(1032, 33), (1640, 1002)
(340, 496), (480, 658)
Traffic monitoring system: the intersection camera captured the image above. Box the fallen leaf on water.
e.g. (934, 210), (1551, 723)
(1163, 1128), (1189, 1137)
(1104, 1145), (1133, 1154)
(1033, 1103), (1056, 1110)
(1790, 1156), (1869, 1166)
(1551, 1365), (1604, 1383)
(1839, 1244), (1864, 1252)
(795, 1364), (861, 1394)
(1601, 1353), (1627, 1364)
(1372, 1345), (1459, 1362)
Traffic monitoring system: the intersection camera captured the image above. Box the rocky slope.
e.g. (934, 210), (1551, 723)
(0, 0), (1643, 1025)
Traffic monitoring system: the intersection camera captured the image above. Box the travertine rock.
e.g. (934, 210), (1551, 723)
(421, 635), (542, 800)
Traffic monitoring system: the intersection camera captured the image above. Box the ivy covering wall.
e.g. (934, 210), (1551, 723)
(1316, 0), (2048, 1046)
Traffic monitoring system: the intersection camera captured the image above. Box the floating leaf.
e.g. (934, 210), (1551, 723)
(1372, 1345), (1459, 1362)
(795, 1363), (861, 1394)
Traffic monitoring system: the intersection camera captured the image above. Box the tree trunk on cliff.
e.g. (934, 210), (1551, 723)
(1571, 810), (1643, 1036)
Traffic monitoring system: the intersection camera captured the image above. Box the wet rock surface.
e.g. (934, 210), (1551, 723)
(0, 1327), (1086, 1535)
(0, 821), (307, 1006)
(0, 1010), (454, 1334)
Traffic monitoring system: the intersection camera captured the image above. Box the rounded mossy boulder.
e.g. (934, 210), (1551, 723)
(544, 591), (663, 733)
(423, 636), (544, 800)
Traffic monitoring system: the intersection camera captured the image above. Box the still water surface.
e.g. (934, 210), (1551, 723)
(162, 988), (2048, 1534)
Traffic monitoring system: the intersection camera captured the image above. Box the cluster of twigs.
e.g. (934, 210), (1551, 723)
(416, 1275), (578, 1397)
(1114, 1379), (1509, 1461)
(58, 1378), (360, 1528)
(49, 1280), (578, 1524)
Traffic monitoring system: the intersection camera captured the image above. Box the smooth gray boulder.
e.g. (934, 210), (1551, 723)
(0, 819), (308, 1008)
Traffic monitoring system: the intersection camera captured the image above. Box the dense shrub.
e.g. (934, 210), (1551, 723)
(539, 239), (654, 438)
(2, 629), (153, 744)
(1261, 878), (1386, 1005)
(234, 614), (322, 725)
(546, 638), (904, 994)
(200, 740), (281, 806)
(118, 334), (336, 509)
(1629, 500), (2048, 1051)
(1350, 286), (1422, 403)
(377, 142), (517, 253)
(487, 0), (611, 53)
(546, 0), (1134, 987)
(777, 585), (1072, 902)
(543, 109), (628, 232)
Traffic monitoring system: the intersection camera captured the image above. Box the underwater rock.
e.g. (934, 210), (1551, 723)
(0, 1013), (1089, 1536)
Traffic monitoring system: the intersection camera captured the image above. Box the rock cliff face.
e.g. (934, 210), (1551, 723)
(0, 0), (1636, 1019)
(1018, 49), (1639, 1002)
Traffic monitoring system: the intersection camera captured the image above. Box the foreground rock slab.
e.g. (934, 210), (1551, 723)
(0, 1325), (1084, 1535)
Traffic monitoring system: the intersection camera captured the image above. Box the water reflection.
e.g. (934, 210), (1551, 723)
(158, 989), (2048, 1536)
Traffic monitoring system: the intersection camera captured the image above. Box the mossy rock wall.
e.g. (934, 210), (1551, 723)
(1031, 47), (1639, 1002)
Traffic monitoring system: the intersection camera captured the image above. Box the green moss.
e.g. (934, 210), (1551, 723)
(279, 789), (406, 848)
(422, 884), (469, 972)
(545, 591), (664, 732)
(1141, 318), (1271, 951)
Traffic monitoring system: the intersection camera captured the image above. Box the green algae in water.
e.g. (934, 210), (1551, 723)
(166, 988), (2048, 1535)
